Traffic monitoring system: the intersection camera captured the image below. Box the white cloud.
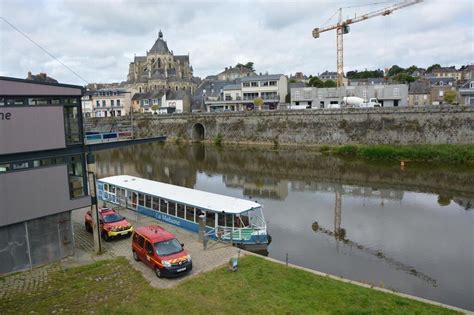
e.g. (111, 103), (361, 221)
(0, 0), (472, 85)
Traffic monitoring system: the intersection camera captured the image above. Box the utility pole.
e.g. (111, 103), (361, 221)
(86, 153), (102, 254)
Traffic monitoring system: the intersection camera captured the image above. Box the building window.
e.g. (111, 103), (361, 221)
(68, 155), (85, 198)
(102, 100), (106, 107)
(251, 81), (258, 87)
(470, 81), (474, 89)
(144, 99), (149, 106)
(111, 100), (114, 107)
(117, 99), (120, 106)
(262, 81), (269, 86)
(243, 82), (250, 87)
(439, 90), (444, 97)
(269, 81), (277, 86)
(96, 100), (100, 107)
(63, 106), (81, 145)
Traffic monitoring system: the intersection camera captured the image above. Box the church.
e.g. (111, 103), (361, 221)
(127, 30), (198, 94)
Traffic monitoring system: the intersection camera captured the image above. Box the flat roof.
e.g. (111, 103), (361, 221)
(0, 76), (83, 96)
(99, 175), (261, 214)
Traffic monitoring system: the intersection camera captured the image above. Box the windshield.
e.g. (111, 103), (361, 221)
(154, 238), (183, 256)
(102, 213), (124, 223)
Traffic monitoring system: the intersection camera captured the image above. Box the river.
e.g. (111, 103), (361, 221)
(95, 142), (474, 310)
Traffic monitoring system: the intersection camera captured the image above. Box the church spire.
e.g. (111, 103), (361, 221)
(158, 29), (163, 39)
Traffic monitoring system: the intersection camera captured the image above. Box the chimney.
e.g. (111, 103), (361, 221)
(225, 67), (228, 71)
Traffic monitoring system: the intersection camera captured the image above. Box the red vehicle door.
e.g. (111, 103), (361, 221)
(144, 240), (156, 268)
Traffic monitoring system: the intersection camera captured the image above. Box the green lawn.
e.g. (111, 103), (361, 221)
(0, 256), (458, 314)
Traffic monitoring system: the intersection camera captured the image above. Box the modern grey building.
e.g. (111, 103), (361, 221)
(0, 76), (91, 274)
(290, 84), (408, 109)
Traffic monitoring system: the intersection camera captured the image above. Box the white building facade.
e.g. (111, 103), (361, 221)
(92, 88), (132, 117)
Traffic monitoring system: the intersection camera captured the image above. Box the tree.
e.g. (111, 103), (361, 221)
(323, 80), (337, 88)
(236, 62), (255, 72)
(151, 104), (159, 114)
(253, 97), (263, 111)
(426, 64), (441, 73)
(387, 65), (405, 77)
(393, 73), (416, 84)
(308, 76), (325, 88)
(444, 90), (457, 104)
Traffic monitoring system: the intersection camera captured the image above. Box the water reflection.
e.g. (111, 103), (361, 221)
(95, 143), (474, 310)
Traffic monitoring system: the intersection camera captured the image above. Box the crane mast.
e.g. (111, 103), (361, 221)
(312, 0), (423, 87)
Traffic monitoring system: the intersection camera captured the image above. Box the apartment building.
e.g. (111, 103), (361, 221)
(205, 74), (288, 112)
(91, 88), (132, 117)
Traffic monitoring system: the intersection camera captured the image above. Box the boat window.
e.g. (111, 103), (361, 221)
(145, 195), (152, 208)
(218, 213), (225, 227)
(169, 201), (177, 216)
(138, 194), (144, 206)
(206, 212), (215, 228)
(196, 209), (205, 223)
(237, 214), (249, 227)
(104, 184), (109, 192)
(185, 206), (195, 222)
(226, 214), (234, 227)
(177, 204), (185, 219)
(152, 197), (159, 211)
(110, 185), (116, 194)
(160, 199), (168, 213)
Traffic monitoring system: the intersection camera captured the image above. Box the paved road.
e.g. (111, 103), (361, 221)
(71, 206), (242, 288)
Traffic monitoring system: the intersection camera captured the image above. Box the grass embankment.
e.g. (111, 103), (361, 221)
(332, 144), (474, 164)
(0, 256), (457, 314)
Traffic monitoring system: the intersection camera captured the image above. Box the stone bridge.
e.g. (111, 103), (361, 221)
(84, 106), (474, 145)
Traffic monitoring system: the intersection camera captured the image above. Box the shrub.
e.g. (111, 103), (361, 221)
(214, 133), (223, 146)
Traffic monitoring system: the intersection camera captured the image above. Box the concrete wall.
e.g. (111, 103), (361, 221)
(84, 106), (474, 145)
(0, 165), (91, 227)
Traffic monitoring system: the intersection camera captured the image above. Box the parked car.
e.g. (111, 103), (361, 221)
(132, 225), (192, 278)
(84, 207), (133, 241)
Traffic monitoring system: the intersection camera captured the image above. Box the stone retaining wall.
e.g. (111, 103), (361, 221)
(84, 106), (474, 145)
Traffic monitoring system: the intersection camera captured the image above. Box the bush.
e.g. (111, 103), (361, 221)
(336, 145), (359, 156)
(214, 133), (223, 146)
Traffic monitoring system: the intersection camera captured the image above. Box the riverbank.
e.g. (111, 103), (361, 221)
(176, 139), (474, 164)
(333, 144), (474, 164)
(0, 256), (461, 314)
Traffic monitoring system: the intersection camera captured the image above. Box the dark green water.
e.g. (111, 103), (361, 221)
(95, 143), (474, 310)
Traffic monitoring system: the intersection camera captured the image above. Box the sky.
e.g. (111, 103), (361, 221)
(0, 0), (473, 85)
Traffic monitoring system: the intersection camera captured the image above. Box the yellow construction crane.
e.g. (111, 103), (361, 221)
(312, 0), (423, 87)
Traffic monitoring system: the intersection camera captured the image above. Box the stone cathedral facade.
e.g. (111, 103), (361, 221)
(126, 31), (198, 93)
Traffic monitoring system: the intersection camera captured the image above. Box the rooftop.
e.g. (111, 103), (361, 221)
(99, 175), (262, 214)
(241, 74), (283, 82)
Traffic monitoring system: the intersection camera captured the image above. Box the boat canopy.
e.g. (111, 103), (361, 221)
(99, 175), (262, 215)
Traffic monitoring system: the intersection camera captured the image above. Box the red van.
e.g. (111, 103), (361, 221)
(131, 225), (192, 278)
